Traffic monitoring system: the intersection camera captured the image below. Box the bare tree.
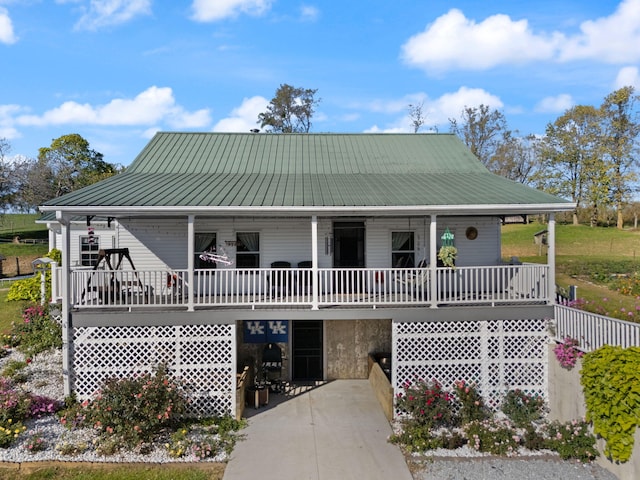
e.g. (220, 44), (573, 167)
(408, 102), (426, 133)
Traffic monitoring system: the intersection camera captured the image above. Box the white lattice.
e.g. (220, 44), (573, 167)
(393, 318), (549, 412)
(71, 324), (235, 417)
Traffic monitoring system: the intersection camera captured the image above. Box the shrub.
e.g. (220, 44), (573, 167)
(82, 365), (188, 451)
(167, 428), (191, 458)
(544, 419), (598, 462)
(1, 360), (28, 382)
(395, 379), (455, 429)
(581, 345), (640, 462)
(501, 389), (545, 427)
(464, 419), (520, 456)
(6, 249), (61, 302)
(390, 423), (465, 452)
(12, 304), (62, 357)
(453, 380), (490, 424)
(0, 377), (31, 425)
(23, 431), (47, 454)
(28, 394), (62, 418)
(0, 421), (26, 448)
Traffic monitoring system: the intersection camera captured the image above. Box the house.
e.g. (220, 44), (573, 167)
(39, 132), (574, 418)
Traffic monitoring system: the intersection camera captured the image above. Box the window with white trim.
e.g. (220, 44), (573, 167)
(80, 236), (100, 266)
(195, 233), (217, 269)
(236, 232), (260, 268)
(392, 231), (415, 268)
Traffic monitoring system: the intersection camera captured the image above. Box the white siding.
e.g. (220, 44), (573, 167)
(62, 215), (503, 270)
(53, 222), (115, 267)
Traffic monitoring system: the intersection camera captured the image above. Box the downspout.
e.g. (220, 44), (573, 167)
(547, 213), (556, 304)
(430, 215), (438, 308)
(56, 211), (72, 397)
(311, 215), (319, 310)
(187, 215), (195, 312)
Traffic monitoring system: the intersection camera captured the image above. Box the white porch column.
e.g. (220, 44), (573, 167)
(547, 213), (556, 304)
(56, 211), (72, 397)
(311, 215), (319, 310)
(430, 215), (438, 308)
(187, 215), (195, 312)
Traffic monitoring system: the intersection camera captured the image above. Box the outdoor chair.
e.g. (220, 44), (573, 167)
(261, 343), (284, 393)
(270, 261), (292, 297)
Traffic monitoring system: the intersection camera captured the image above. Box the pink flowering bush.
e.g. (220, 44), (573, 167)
(395, 379), (455, 429)
(453, 380), (489, 424)
(63, 365), (188, 451)
(12, 304), (62, 357)
(543, 419), (598, 462)
(501, 389), (545, 427)
(554, 336), (584, 370)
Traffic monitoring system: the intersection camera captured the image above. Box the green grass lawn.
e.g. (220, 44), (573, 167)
(2, 463), (225, 480)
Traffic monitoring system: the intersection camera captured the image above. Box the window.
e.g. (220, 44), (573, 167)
(236, 232), (260, 268)
(195, 233), (217, 269)
(80, 236), (100, 266)
(392, 232), (414, 268)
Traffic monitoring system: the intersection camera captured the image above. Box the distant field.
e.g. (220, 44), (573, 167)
(0, 213), (47, 238)
(502, 223), (640, 260)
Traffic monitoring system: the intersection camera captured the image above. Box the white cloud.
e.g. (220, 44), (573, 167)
(535, 94), (574, 113)
(74, 0), (152, 31)
(190, 0), (272, 22)
(0, 7), (17, 44)
(614, 66), (640, 89)
(0, 104), (23, 139)
(402, 1), (640, 73)
(431, 87), (504, 124)
(362, 87), (503, 132)
(213, 96), (268, 132)
(402, 9), (561, 72)
(560, 0), (640, 63)
(300, 5), (319, 22)
(16, 86), (211, 128)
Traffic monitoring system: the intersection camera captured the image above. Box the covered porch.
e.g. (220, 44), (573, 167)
(64, 262), (550, 310)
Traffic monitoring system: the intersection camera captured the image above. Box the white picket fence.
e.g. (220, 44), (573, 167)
(554, 304), (640, 352)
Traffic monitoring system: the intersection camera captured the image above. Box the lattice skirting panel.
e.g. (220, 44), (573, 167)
(392, 318), (549, 412)
(71, 324), (236, 417)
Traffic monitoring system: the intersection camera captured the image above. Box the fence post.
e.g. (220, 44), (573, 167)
(569, 285), (578, 302)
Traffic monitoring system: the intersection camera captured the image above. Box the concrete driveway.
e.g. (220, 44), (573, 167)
(223, 379), (413, 480)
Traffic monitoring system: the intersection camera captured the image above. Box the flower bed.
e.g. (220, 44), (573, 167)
(390, 379), (598, 463)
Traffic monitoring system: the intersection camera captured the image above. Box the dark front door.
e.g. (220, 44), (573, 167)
(292, 320), (323, 380)
(333, 222), (365, 267)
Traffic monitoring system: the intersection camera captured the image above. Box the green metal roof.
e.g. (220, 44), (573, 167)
(41, 133), (572, 213)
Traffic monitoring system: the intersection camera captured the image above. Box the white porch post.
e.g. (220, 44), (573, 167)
(430, 215), (438, 308)
(56, 211), (72, 397)
(311, 215), (319, 310)
(547, 213), (556, 304)
(187, 215), (195, 312)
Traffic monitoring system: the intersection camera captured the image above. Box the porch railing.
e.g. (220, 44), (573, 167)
(554, 304), (640, 352)
(65, 264), (549, 310)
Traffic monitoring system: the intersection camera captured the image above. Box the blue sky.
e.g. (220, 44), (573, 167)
(1, 0), (639, 167)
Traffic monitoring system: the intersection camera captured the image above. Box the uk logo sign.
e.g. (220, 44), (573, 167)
(243, 320), (288, 343)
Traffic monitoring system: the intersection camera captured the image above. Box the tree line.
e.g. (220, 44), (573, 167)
(1, 84), (638, 228)
(0, 133), (123, 213)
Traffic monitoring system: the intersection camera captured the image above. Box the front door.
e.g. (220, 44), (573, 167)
(333, 222), (365, 267)
(292, 320), (323, 380)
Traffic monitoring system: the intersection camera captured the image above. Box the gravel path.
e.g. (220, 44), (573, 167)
(411, 456), (618, 480)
